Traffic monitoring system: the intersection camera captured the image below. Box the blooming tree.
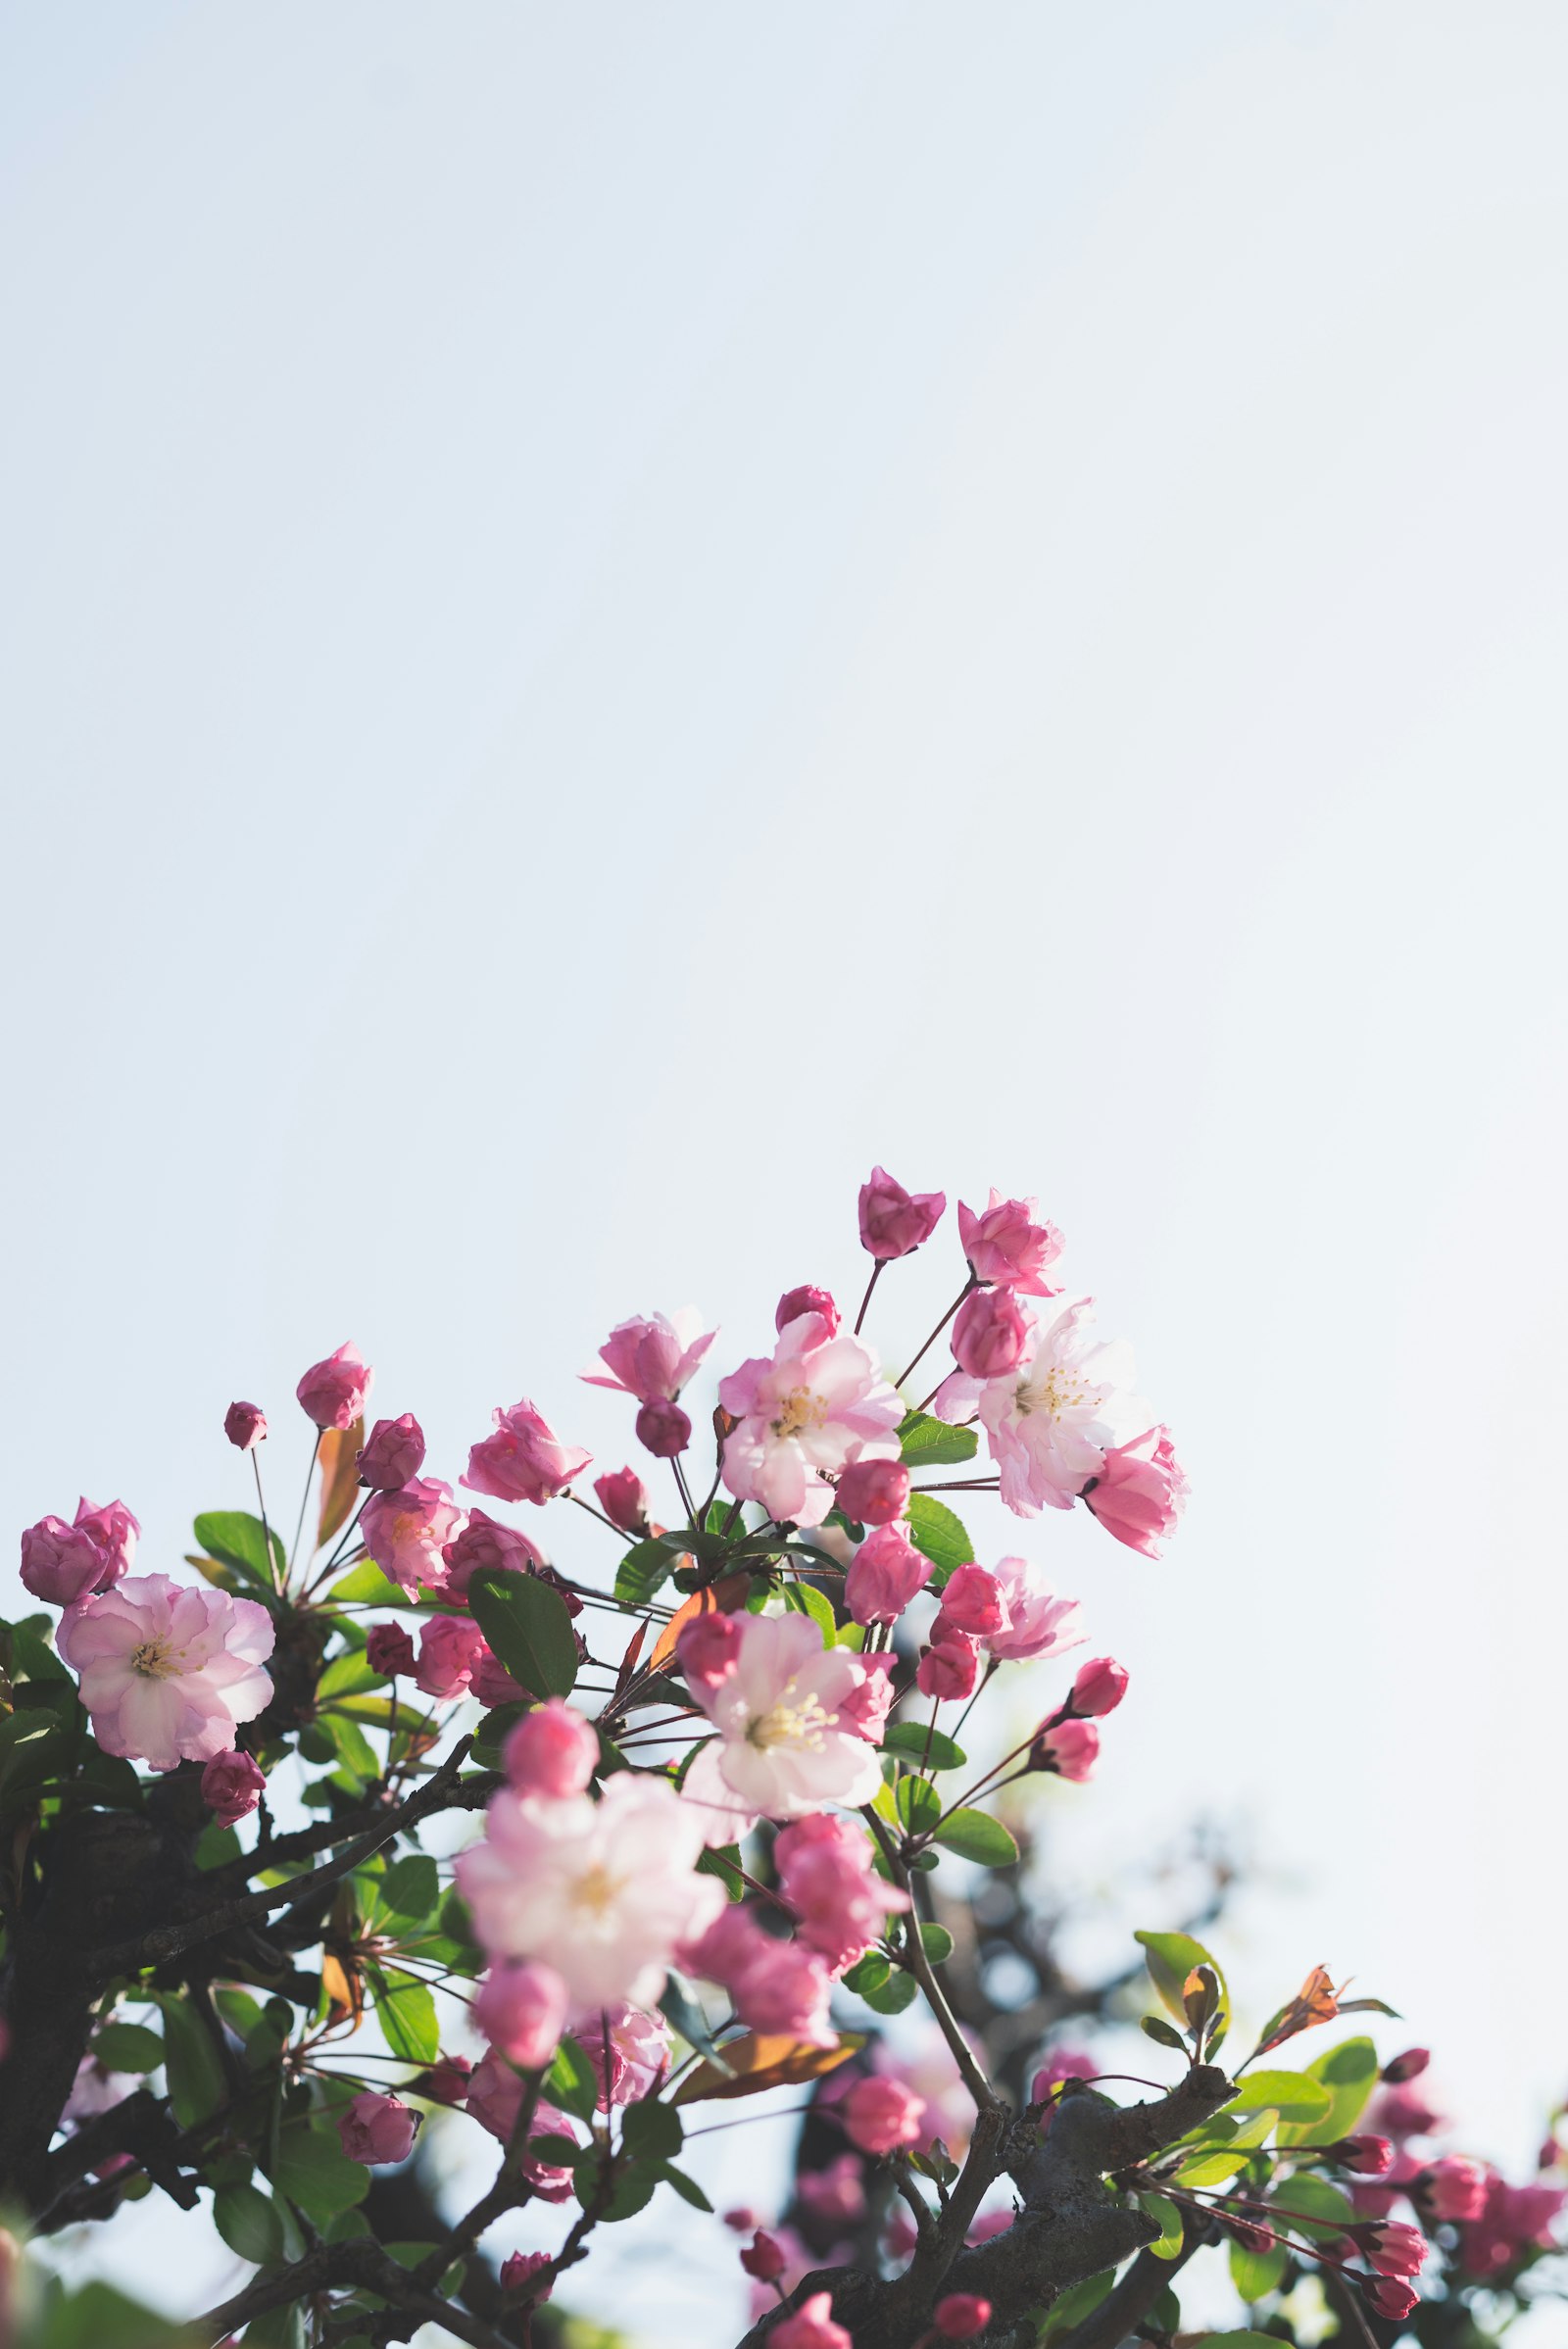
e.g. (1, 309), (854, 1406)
(0, 1172), (1561, 2349)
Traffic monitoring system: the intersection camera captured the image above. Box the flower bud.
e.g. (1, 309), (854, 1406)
(957, 1192), (1064, 1294)
(777, 1285), (840, 1336)
(1381, 2046), (1431, 2083)
(503, 1698), (600, 1797)
(917, 1635), (978, 1702)
(224, 1400), (267, 1450)
(1335, 2134), (1395, 2177)
(1361, 2276), (1419, 2323)
(20, 1516), (112, 1607)
(337, 2089), (417, 2165)
(740, 2228), (786, 2282)
(934, 2296), (993, 2340)
(951, 1287), (1029, 1379)
(1357, 2221), (1426, 2278)
(844, 1524), (930, 1626)
(367, 1623), (417, 1679)
(594, 1467), (650, 1535)
(1422, 2154), (1488, 2220)
(411, 2054), (472, 2105)
(439, 1508), (551, 1599)
(1032, 1717), (1100, 1782)
(358, 1412), (426, 1491)
(676, 1609), (743, 1690)
(858, 1165), (946, 1260)
(500, 2251), (554, 2299)
(1068, 1657), (1129, 1717)
(836, 1455), (909, 1527)
(842, 2076), (925, 2155)
(723, 2207), (760, 2232)
(1083, 1426), (1188, 1559)
(472, 1961), (569, 2070)
(935, 1562), (1004, 1639)
(200, 1748), (267, 1829)
(636, 1396), (691, 1457)
(296, 1341), (372, 1433)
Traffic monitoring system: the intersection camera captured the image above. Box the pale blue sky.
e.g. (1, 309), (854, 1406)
(4, 3), (1567, 2339)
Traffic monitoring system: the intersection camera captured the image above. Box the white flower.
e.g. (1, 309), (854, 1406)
(718, 1312), (903, 1528)
(680, 1612), (883, 1843)
(937, 1299), (1150, 1518)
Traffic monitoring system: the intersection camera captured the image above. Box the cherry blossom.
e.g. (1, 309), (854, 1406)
(719, 1312), (902, 1528)
(581, 1308), (715, 1401)
(58, 1574), (274, 1772)
(937, 1299), (1152, 1517)
(678, 1611), (884, 1841)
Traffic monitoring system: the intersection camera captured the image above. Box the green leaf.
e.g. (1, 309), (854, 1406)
(696, 1843), (747, 1901)
(192, 1511), (283, 1589)
(153, 1991), (225, 2128)
(1196, 2336), (1291, 2347)
(1230, 2238), (1289, 2302)
(613, 1540), (676, 1607)
(35, 2278), (200, 2349)
(321, 1710), (378, 1785)
(917, 1923), (955, 1966)
(1225, 2070), (1333, 2125)
(906, 1493), (975, 1583)
(783, 1580), (839, 1641)
(91, 2023), (165, 2074)
(1267, 2173), (1354, 2237)
(842, 1954), (891, 1996)
(378, 1855), (439, 1925)
(1276, 2036), (1379, 2148)
(328, 1560), (406, 1606)
(1041, 2273), (1114, 2337)
(317, 1649), (382, 1699)
(270, 2120), (370, 2217)
(654, 2159), (713, 2211)
(10, 1620), (71, 1682)
(1139, 2192), (1184, 2259)
(1141, 2014), (1189, 2052)
(545, 2035), (601, 2124)
(896, 1774), (942, 1834)
(602, 2167), (660, 2223)
(466, 1570), (579, 1698)
(214, 2180), (287, 2265)
(1174, 2147), (1254, 2188)
(933, 1808), (1019, 1868)
(859, 1967), (918, 2015)
(898, 1410), (980, 1469)
(1133, 1931), (1228, 2028)
(881, 1722), (967, 1771)
(621, 2097), (683, 2158)
(369, 1968), (440, 2065)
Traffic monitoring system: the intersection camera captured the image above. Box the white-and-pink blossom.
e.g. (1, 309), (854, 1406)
(679, 1611), (883, 1842)
(719, 1313), (903, 1528)
(582, 1308), (715, 1402)
(58, 1574), (275, 1773)
(936, 1299), (1151, 1517)
(982, 1557), (1086, 1663)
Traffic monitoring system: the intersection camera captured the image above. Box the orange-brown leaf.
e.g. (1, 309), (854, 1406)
(651, 1577), (749, 1674)
(673, 2031), (864, 2105)
(321, 1949), (365, 2031)
(317, 1420), (365, 1550)
(614, 1619), (648, 1699)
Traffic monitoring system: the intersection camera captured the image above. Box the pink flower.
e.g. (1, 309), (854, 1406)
(367, 1623), (416, 1679)
(836, 1455), (908, 1527)
(1424, 2156), (1488, 2221)
(842, 2076), (925, 2155)
(1337, 2135), (1396, 2177)
(776, 1812), (908, 1972)
(858, 1166), (946, 1260)
(337, 2090), (416, 2166)
(1068, 1657), (1128, 1717)
(500, 2251), (553, 2300)
(777, 1286), (840, 1336)
(679, 1613), (883, 1841)
(1358, 2222), (1427, 2278)
(635, 1396), (691, 1456)
(463, 1398), (591, 1506)
(296, 1342), (372, 1433)
(74, 1498), (140, 1582)
(583, 1309), (715, 1402)
(581, 2002), (670, 2108)
(1373, 2081), (1446, 2139)
(1033, 1718), (1099, 1782)
(21, 1496), (141, 1607)
(415, 1614), (486, 1700)
(412, 2054), (472, 2105)
(951, 1288), (1030, 1380)
(58, 1574), (274, 1772)
(676, 1609), (743, 1691)
(836, 1653), (895, 1743)
(719, 1314), (902, 1529)
(681, 1904), (836, 2043)
(935, 2295), (993, 2340)
(224, 1401), (267, 1450)
(472, 1962), (569, 2069)
(456, 1771), (723, 2010)
(740, 2228), (787, 2283)
(1459, 2172), (1567, 2276)
(358, 1413), (426, 1491)
(957, 1192), (1064, 1295)
(470, 1648), (529, 1708)
(503, 1699), (599, 1798)
(982, 1557), (1085, 1664)
(917, 1635), (977, 1703)
(593, 1468), (649, 1535)
(1383, 2047), (1431, 2083)
(937, 1300), (1151, 1519)
(844, 1524), (931, 1627)
(439, 1508), (550, 1598)
(466, 2058), (576, 2197)
(935, 1563), (1004, 1639)
(1362, 2277), (1418, 2323)
(796, 2154), (866, 2230)
(201, 1748), (266, 1828)
(1030, 2048), (1098, 2107)
(772, 2291), (853, 2349)
(723, 2208), (761, 2233)
(362, 1478), (466, 1595)
(884, 2210), (918, 2261)
(1083, 1425), (1189, 1559)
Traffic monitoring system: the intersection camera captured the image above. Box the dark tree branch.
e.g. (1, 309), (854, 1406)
(1052, 2234), (1205, 2349)
(198, 2240), (513, 2349)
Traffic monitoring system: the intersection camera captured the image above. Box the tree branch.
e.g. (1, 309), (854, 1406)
(1052, 2235), (1204, 2349)
(198, 2240), (514, 2349)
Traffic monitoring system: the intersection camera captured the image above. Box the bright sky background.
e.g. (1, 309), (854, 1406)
(4, 3), (1567, 2342)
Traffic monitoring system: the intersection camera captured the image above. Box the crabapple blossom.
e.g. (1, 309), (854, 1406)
(1460, 2173), (1568, 2274)
(740, 2228), (787, 2283)
(1030, 2048), (1098, 2107)
(502, 1698), (599, 1798)
(1033, 1717), (1100, 1782)
(675, 1608), (743, 1690)
(635, 1396), (690, 1456)
(844, 1522), (930, 1626)
(1424, 2154), (1489, 2219)
(837, 1652), (895, 1742)
(1358, 2221), (1427, 2277)
(951, 1286), (1030, 1380)
(223, 1400), (267, 1449)
(366, 1622), (416, 1678)
(582, 1308), (714, 1401)
(593, 1467), (649, 1534)
(414, 1613), (486, 1700)
(357, 1412), (425, 1491)
(1067, 1656), (1129, 1716)
(777, 1285), (839, 1335)
(1083, 1424), (1189, 1559)
(937, 1299), (1151, 1518)
(581, 2002), (670, 2108)
(465, 2058), (576, 2197)
(336, 2091), (416, 2166)
(719, 1311), (903, 1528)
(682, 1905), (836, 2044)
(462, 1397), (591, 1506)
(679, 1612), (884, 1840)
(471, 1962), (569, 2069)
(200, 1748), (266, 1828)
(935, 2296), (993, 2340)
(413, 2055), (473, 2106)
(796, 2155), (866, 2230)
(362, 1477), (466, 1594)
(935, 1562), (1005, 1638)
(470, 1649), (528, 1708)
(499, 2252), (553, 2300)
(1362, 2277), (1419, 2323)
(775, 1811), (908, 1972)
(21, 1496), (140, 1607)
(917, 1634), (978, 1702)
(1336, 2134), (1396, 2176)
(58, 1575), (274, 1772)
(835, 1453), (908, 1526)
(858, 1165), (946, 1259)
(772, 2291), (853, 2349)
(439, 1507), (551, 1597)
(842, 2076), (925, 2155)
(957, 1191), (1063, 1294)
(455, 1769), (723, 2009)
(982, 1556), (1085, 1664)
(296, 1342), (371, 1432)
(1383, 2047), (1432, 2082)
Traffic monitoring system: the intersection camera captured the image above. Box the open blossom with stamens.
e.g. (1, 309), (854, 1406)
(678, 1612), (884, 1842)
(462, 1398), (591, 1506)
(936, 1300), (1152, 1519)
(982, 1557), (1085, 1664)
(582, 1309), (715, 1402)
(58, 1576), (274, 1772)
(957, 1192), (1064, 1295)
(719, 1313), (903, 1529)
(455, 1770), (723, 2009)
(362, 1477), (466, 1594)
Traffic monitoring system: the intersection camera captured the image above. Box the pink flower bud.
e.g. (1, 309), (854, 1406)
(777, 1285), (840, 1336)
(740, 2228), (786, 2282)
(676, 1609), (743, 1690)
(296, 1342), (372, 1433)
(472, 1962), (569, 2070)
(20, 1515), (114, 1607)
(594, 1468), (650, 1535)
(844, 1523), (931, 1626)
(1033, 1717), (1100, 1782)
(858, 1165), (947, 1260)
(1228, 2211), (1275, 2254)
(1362, 2276), (1419, 2323)
(366, 1622), (416, 1679)
(358, 1412), (426, 1491)
(1068, 1657), (1129, 1717)
(723, 2207), (760, 2232)
(884, 2211), (918, 2260)
(462, 1397), (590, 1506)
(224, 1401), (267, 1450)
(470, 1647), (528, 1708)
(499, 2251), (553, 2300)
(440, 1508), (551, 1599)
(916, 1635), (978, 1703)
(1358, 2221), (1427, 2277)
(836, 1653), (896, 1743)
(935, 1563), (1004, 1639)
(412, 2055), (472, 2105)
(1082, 1426), (1188, 1559)
(773, 2292), (853, 2349)
(362, 1477), (466, 1596)
(200, 1748), (267, 1829)
(842, 2076), (926, 2156)
(1382, 2047), (1431, 2083)
(935, 2296), (993, 2340)
(337, 2089), (417, 2166)
(502, 1698), (599, 1797)
(957, 1192), (1064, 1296)
(1337, 2134), (1396, 2177)
(636, 1396), (691, 1456)
(796, 2154), (867, 2230)
(1030, 2049), (1096, 2106)
(836, 1455), (909, 1527)
(415, 1613), (485, 1701)
(1423, 2155), (1488, 2221)
(951, 1287), (1029, 1379)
